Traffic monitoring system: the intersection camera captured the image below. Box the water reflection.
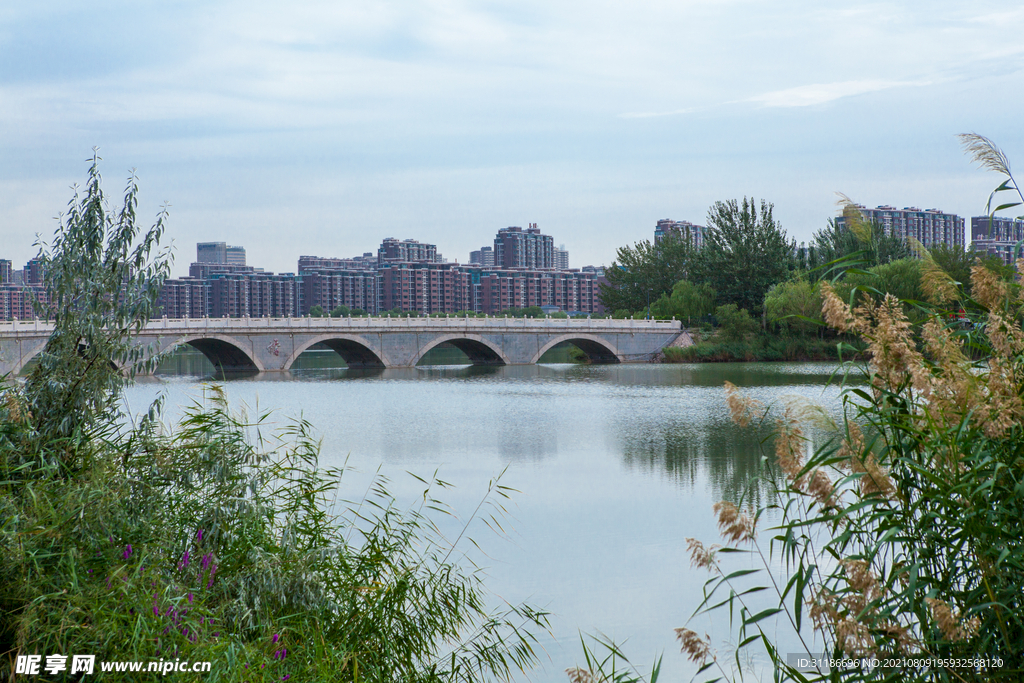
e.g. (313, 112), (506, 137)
(128, 359), (858, 683)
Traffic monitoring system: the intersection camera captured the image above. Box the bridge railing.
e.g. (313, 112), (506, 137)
(0, 316), (681, 334)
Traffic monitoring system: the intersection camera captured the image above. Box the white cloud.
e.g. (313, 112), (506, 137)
(744, 79), (931, 108)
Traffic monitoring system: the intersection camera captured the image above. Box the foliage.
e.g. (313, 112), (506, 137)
(379, 307), (423, 318)
(23, 153), (170, 460)
(496, 306), (545, 318)
(928, 244), (974, 294)
(590, 137), (1024, 683)
(676, 261), (1024, 682)
(649, 280), (716, 324)
(807, 212), (911, 278)
(309, 305), (325, 317)
(689, 197), (794, 312)
(0, 389), (549, 682)
(566, 634), (661, 683)
(1, 158), (549, 682)
(835, 258), (925, 324)
(713, 304), (758, 342)
(329, 305), (350, 317)
(764, 279), (823, 335)
(600, 235), (695, 313)
(662, 334), (859, 363)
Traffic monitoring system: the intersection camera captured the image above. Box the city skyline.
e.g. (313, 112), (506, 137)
(2, 2), (1022, 274)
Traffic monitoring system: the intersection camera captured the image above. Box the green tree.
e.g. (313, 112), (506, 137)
(24, 153), (170, 461)
(838, 257), (924, 311)
(807, 212), (911, 278)
(690, 198), (793, 312)
(309, 305), (324, 317)
(329, 305), (350, 317)
(763, 279), (822, 335)
(600, 235), (695, 313)
(649, 279), (716, 324)
(713, 303), (757, 341)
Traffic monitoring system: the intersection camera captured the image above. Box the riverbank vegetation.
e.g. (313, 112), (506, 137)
(0, 156), (548, 682)
(600, 181), (1021, 365)
(574, 134), (1024, 682)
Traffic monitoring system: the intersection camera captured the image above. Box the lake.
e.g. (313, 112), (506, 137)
(124, 350), (854, 682)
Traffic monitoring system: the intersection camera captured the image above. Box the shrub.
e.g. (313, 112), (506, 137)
(714, 304), (758, 341)
(764, 279), (822, 335)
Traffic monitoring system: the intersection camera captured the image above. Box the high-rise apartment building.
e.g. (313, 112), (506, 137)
(469, 246), (495, 267)
(554, 245), (569, 270)
(971, 216), (1024, 264)
(476, 268), (598, 315)
(377, 238), (438, 265)
(494, 224), (554, 269)
(0, 259), (11, 284)
(0, 284), (47, 320)
(654, 219), (705, 248)
(301, 270), (379, 315)
(189, 263), (260, 279)
(377, 262), (473, 314)
(834, 206), (965, 249)
(298, 254), (375, 271)
(24, 256), (45, 285)
(197, 242), (246, 266)
(157, 278), (211, 318)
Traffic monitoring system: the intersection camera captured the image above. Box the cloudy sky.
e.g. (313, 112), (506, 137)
(2, 0), (1023, 276)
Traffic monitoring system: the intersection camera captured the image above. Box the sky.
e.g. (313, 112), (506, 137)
(2, 0), (1024, 277)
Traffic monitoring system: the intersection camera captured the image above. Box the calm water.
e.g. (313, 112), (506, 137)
(123, 351), (854, 682)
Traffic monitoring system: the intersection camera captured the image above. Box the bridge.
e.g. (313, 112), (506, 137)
(0, 316), (683, 375)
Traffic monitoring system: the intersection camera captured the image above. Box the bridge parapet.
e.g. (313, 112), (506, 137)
(0, 316), (681, 336)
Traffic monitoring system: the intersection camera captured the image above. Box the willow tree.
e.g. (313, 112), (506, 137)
(23, 152), (171, 467)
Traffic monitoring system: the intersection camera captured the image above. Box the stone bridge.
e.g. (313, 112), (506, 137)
(0, 316), (683, 375)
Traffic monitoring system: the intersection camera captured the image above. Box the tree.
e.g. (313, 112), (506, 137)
(309, 305), (325, 317)
(713, 304), (757, 341)
(23, 152), (170, 463)
(807, 214), (911, 278)
(329, 305), (350, 317)
(689, 198), (793, 312)
(929, 243), (973, 291)
(649, 279), (716, 324)
(764, 279), (822, 335)
(599, 234), (695, 313)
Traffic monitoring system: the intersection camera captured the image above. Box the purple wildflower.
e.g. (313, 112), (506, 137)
(188, 592), (194, 604)
(196, 528), (204, 542)
(178, 550), (190, 571)
(272, 634), (280, 644)
(122, 544), (132, 559)
(207, 564), (218, 588)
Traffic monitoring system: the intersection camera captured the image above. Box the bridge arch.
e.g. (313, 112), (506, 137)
(283, 334), (388, 370)
(414, 334), (510, 366)
(167, 334), (264, 374)
(531, 334), (622, 364)
(6, 338), (49, 376)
